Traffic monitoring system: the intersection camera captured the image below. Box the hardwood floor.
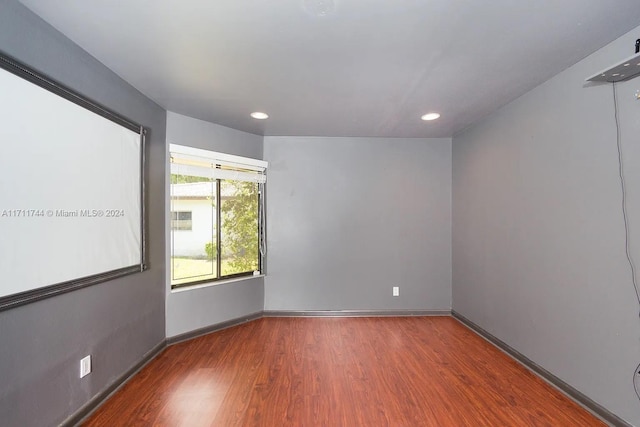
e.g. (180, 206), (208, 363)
(83, 317), (604, 426)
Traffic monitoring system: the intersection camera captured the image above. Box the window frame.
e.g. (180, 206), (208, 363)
(169, 145), (267, 290)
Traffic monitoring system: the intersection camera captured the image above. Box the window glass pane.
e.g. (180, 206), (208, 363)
(171, 211), (193, 230)
(220, 180), (259, 276)
(170, 174), (217, 285)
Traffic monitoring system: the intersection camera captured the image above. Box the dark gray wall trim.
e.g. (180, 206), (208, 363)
(62, 339), (166, 427)
(0, 50), (142, 131)
(166, 311), (264, 346)
(167, 310), (451, 344)
(452, 311), (630, 427)
(0, 265), (142, 313)
(264, 310), (451, 317)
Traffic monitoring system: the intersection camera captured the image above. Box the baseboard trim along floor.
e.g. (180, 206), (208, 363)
(166, 311), (264, 346)
(64, 340), (166, 427)
(263, 309), (451, 317)
(452, 310), (629, 427)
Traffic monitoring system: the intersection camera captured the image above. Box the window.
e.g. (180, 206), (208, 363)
(169, 145), (267, 288)
(171, 211), (193, 231)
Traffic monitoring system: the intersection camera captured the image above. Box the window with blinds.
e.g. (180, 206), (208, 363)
(169, 144), (267, 288)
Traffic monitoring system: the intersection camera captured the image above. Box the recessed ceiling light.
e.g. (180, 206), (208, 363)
(421, 113), (440, 121)
(250, 112), (269, 120)
(303, 0), (336, 16)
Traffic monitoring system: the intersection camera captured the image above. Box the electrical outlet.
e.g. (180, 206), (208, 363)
(392, 286), (399, 297)
(80, 355), (92, 378)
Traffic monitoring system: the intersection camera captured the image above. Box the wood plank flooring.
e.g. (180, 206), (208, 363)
(83, 317), (604, 426)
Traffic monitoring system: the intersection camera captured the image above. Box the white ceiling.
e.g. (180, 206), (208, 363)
(19, 0), (640, 137)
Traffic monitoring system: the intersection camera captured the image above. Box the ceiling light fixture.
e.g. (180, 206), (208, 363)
(250, 112), (269, 120)
(421, 112), (440, 121)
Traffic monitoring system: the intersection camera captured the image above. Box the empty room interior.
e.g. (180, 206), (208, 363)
(3, 0), (640, 425)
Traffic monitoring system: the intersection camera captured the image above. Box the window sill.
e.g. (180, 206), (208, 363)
(170, 274), (265, 293)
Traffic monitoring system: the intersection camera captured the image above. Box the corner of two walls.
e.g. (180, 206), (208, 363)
(451, 25), (640, 424)
(164, 112), (265, 338)
(165, 127), (454, 337)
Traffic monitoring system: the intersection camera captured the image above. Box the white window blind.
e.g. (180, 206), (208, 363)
(169, 144), (267, 183)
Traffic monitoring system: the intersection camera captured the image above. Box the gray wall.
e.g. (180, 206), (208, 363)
(452, 25), (640, 424)
(0, 1), (167, 426)
(264, 136), (451, 311)
(165, 112), (264, 337)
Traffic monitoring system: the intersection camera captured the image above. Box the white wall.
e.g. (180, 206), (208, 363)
(171, 199), (212, 257)
(165, 112), (264, 337)
(452, 25), (640, 424)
